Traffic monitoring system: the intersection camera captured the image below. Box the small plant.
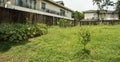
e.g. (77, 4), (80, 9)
(78, 28), (91, 58)
(79, 29), (91, 50)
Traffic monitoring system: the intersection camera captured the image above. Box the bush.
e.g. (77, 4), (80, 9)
(57, 19), (73, 27)
(57, 19), (67, 27)
(78, 29), (91, 50)
(0, 23), (48, 42)
(78, 29), (91, 58)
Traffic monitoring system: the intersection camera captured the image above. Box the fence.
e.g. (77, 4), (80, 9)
(79, 20), (120, 25)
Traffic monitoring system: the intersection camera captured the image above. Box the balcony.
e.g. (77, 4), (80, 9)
(0, 1), (73, 20)
(41, 8), (66, 17)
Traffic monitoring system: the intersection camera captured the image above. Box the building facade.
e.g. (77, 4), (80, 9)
(0, 0), (74, 25)
(83, 10), (119, 21)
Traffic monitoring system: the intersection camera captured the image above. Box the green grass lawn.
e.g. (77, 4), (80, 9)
(0, 25), (120, 62)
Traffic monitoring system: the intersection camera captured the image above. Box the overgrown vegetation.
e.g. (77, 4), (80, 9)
(72, 11), (84, 21)
(0, 25), (120, 62)
(72, 11), (84, 25)
(0, 24), (47, 42)
(79, 29), (91, 50)
(57, 19), (73, 27)
(78, 28), (91, 60)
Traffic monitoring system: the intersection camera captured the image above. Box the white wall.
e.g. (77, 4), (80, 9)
(41, 0), (72, 18)
(41, 1), (60, 12)
(105, 14), (118, 20)
(65, 10), (72, 18)
(84, 12), (119, 20)
(84, 13), (98, 20)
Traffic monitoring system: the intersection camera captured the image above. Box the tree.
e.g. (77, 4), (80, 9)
(92, 0), (114, 21)
(92, 0), (103, 21)
(93, 0), (102, 10)
(101, 0), (114, 9)
(101, 0), (119, 19)
(72, 11), (84, 21)
(116, 0), (120, 19)
(72, 11), (84, 25)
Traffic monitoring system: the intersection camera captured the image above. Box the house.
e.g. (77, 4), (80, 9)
(83, 10), (119, 20)
(0, 0), (74, 25)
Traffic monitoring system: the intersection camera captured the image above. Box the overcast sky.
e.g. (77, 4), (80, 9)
(54, 0), (117, 12)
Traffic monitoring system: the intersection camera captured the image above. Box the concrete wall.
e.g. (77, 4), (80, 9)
(84, 13), (98, 20)
(105, 13), (118, 20)
(65, 10), (72, 18)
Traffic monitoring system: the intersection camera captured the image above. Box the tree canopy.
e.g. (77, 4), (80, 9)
(115, 0), (120, 19)
(72, 11), (84, 21)
(92, 0), (115, 21)
(93, 0), (114, 10)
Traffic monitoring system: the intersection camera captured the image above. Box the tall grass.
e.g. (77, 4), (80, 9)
(0, 25), (120, 62)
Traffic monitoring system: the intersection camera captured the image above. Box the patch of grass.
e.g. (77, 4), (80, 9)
(0, 25), (120, 62)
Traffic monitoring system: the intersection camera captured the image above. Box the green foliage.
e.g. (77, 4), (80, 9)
(57, 19), (74, 27)
(72, 11), (84, 21)
(57, 19), (67, 27)
(1, 25), (120, 62)
(116, 0), (120, 19)
(79, 29), (91, 49)
(0, 23), (47, 42)
(78, 28), (91, 59)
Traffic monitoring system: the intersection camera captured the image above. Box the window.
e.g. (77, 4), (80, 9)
(18, 0), (23, 6)
(0, 0), (6, 3)
(60, 9), (65, 16)
(41, 2), (46, 10)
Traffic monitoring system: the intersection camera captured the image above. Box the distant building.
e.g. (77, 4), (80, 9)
(0, 0), (74, 25)
(83, 10), (119, 20)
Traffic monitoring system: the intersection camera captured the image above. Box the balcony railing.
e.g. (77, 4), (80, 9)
(41, 8), (66, 17)
(0, 1), (67, 17)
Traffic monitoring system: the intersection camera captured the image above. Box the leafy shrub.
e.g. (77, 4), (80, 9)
(57, 19), (67, 27)
(79, 29), (91, 50)
(0, 23), (48, 42)
(57, 19), (73, 27)
(78, 29), (91, 58)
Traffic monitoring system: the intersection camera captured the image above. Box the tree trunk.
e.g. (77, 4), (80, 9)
(97, 10), (100, 21)
(118, 10), (120, 20)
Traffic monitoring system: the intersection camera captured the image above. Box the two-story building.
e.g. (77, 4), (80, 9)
(83, 10), (119, 20)
(0, 0), (74, 25)
(79, 10), (120, 25)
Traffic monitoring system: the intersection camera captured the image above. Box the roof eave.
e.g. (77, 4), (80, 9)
(45, 0), (74, 12)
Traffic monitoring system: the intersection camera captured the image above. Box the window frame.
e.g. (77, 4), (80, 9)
(60, 9), (65, 16)
(41, 2), (46, 10)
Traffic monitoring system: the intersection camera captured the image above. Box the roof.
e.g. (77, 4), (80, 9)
(83, 10), (117, 14)
(45, 0), (74, 12)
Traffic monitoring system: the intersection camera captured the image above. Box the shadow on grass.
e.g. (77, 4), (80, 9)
(0, 40), (29, 53)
